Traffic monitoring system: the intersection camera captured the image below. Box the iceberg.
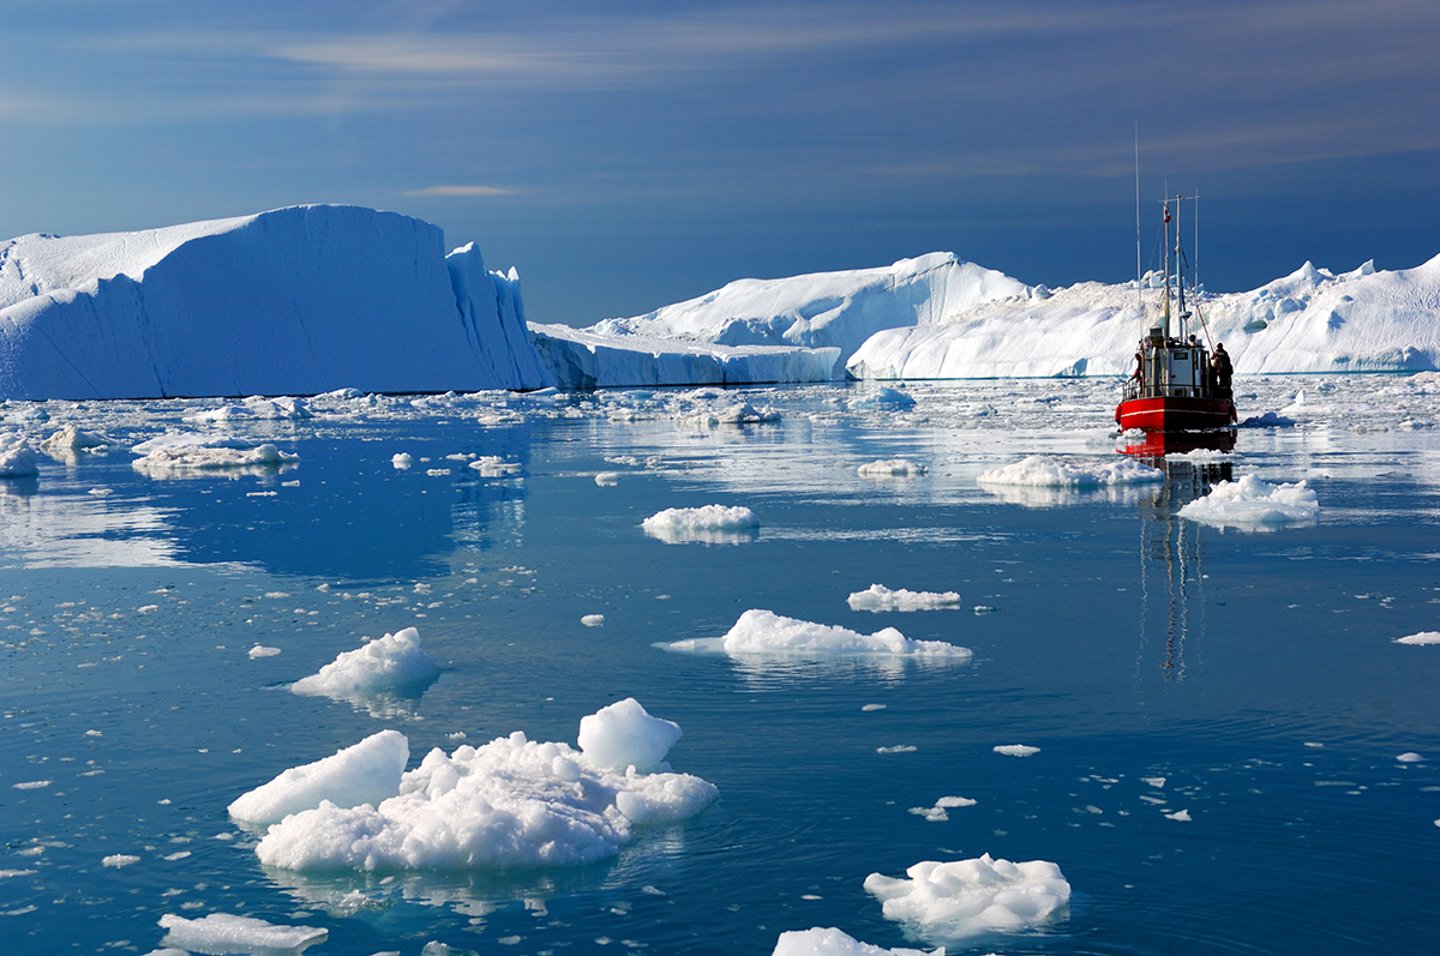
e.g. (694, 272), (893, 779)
(228, 729), (410, 826)
(848, 256), (1440, 379)
(863, 853), (1071, 939)
(0, 205), (553, 399)
(247, 700), (717, 870)
(290, 626), (442, 704)
(772, 927), (941, 956)
(1177, 475), (1319, 531)
(157, 913), (327, 953)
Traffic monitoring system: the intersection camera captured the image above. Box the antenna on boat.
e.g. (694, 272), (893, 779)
(1134, 122), (1142, 311)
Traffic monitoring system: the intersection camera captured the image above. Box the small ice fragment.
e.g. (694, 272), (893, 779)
(864, 853), (1071, 938)
(468, 456), (522, 477)
(772, 926), (940, 955)
(595, 472), (620, 486)
(847, 584), (960, 612)
(581, 614), (606, 627)
(1164, 808), (1192, 822)
(1303, 741), (1326, 749)
(1141, 776), (1166, 789)
(392, 453), (414, 469)
(1178, 475), (1319, 531)
(993, 744), (1040, 757)
(290, 627), (441, 702)
(1396, 752), (1424, 763)
(102, 854), (141, 868)
(705, 609), (971, 659)
(12, 780), (52, 790)
(857, 458), (927, 478)
(1394, 631), (1440, 645)
(248, 644), (281, 659)
(978, 454), (1161, 488)
(642, 504), (758, 544)
(158, 913), (327, 951)
(861, 704), (886, 712)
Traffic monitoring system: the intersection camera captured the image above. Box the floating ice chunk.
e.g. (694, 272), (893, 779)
(594, 471), (620, 486)
(977, 454), (1162, 488)
(848, 584), (961, 612)
(1142, 776), (1167, 789)
(12, 779), (51, 789)
(290, 627), (441, 702)
(577, 697), (682, 772)
(1238, 411), (1297, 428)
(1394, 631), (1440, 645)
(1396, 752), (1424, 763)
(158, 913), (327, 952)
(688, 402), (781, 427)
(102, 854), (141, 868)
(248, 644), (282, 659)
(581, 614), (606, 627)
(642, 504), (759, 544)
(1164, 808), (1192, 822)
(0, 435), (39, 477)
(1178, 475), (1319, 531)
(40, 425), (113, 454)
(227, 730), (409, 826)
(468, 456), (522, 477)
(909, 795), (977, 821)
(706, 609), (971, 660)
(132, 441), (298, 476)
(877, 745), (918, 754)
(252, 702), (716, 871)
(857, 459), (927, 478)
(849, 386), (917, 411)
(772, 926), (940, 955)
(993, 744), (1040, 757)
(392, 453), (414, 470)
(863, 853), (1071, 939)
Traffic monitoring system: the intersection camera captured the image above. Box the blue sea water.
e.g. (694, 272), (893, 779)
(1, 378), (1438, 954)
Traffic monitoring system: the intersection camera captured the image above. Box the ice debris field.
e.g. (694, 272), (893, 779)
(0, 212), (1438, 954)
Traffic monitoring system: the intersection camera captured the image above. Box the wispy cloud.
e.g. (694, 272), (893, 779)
(403, 184), (515, 197)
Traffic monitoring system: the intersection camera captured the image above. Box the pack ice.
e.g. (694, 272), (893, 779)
(244, 699), (717, 870)
(0, 205), (551, 399)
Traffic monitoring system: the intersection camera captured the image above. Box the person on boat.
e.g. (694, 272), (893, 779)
(1212, 342), (1233, 396)
(1131, 350), (1144, 385)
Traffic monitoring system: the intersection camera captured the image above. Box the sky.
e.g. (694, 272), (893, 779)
(2, 0), (1437, 326)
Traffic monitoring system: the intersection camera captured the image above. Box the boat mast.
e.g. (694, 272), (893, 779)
(1134, 124), (1142, 312)
(1174, 193), (1186, 338)
(1161, 198), (1172, 337)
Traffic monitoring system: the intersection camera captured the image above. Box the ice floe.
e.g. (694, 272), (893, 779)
(993, 744), (1040, 757)
(978, 454), (1163, 488)
(391, 452), (414, 469)
(1394, 631), (1440, 645)
(664, 609), (971, 661)
(909, 795), (977, 821)
(642, 504), (759, 544)
(248, 700), (716, 870)
(772, 927), (940, 955)
(130, 433), (298, 476)
(1177, 475), (1319, 531)
(863, 853), (1071, 939)
(848, 584), (961, 612)
(857, 459), (927, 478)
(157, 913), (327, 953)
(228, 729), (410, 826)
(290, 626), (442, 705)
(0, 434), (39, 477)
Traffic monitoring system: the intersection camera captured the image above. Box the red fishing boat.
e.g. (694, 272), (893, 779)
(1116, 195), (1237, 434)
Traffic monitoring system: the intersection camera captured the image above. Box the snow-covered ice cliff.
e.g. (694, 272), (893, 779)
(0, 205), (552, 399)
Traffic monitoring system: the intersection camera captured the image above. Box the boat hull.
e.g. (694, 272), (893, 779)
(1114, 396), (1236, 432)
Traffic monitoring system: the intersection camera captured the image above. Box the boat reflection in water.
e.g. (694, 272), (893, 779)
(1127, 430), (1235, 682)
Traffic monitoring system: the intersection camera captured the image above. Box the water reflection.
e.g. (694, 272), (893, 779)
(1135, 454), (1234, 682)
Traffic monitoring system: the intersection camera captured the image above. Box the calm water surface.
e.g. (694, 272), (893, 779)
(2, 378), (1438, 954)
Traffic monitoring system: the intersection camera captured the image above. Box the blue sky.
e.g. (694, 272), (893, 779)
(3, 0), (1437, 325)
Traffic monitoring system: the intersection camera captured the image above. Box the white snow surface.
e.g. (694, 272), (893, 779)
(158, 913), (327, 951)
(587, 252), (1027, 376)
(1177, 475), (1320, 531)
(848, 584), (961, 612)
(531, 321), (838, 388)
(0, 205), (551, 399)
(250, 701), (716, 870)
(228, 730), (409, 826)
(772, 927), (941, 956)
(977, 454), (1163, 488)
(847, 256), (1440, 379)
(290, 626), (442, 701)
(709, 608), (971, 659)
(863, 853), (1071, 939)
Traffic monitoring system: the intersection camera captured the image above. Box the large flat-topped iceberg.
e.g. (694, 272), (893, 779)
(0, 205), (553, 399)
(847, 256), (1440, 379)
(530, 322), (838, 388)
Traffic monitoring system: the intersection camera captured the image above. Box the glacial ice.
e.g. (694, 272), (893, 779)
(227, 729), (410, 826)
(1177, 475), (1320, 531)
(290, 626), (442, 703)
(1393, 631), (1440, 645)
(977, 454), (1163, 488)
(863, 853), (1071, 939)
(993, 744), (1040, 757)
(0, 434), (39, 476)
(857, 459), (927, 478)
(157, 913), (327, 952)
(848, 584), (961, 612)
(248, 700), (716, 870)
(642, 504), (759, 544)
(772, 927), (941, 956)
(0, 205), (551, 400)
(692, 608), (972, 659)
